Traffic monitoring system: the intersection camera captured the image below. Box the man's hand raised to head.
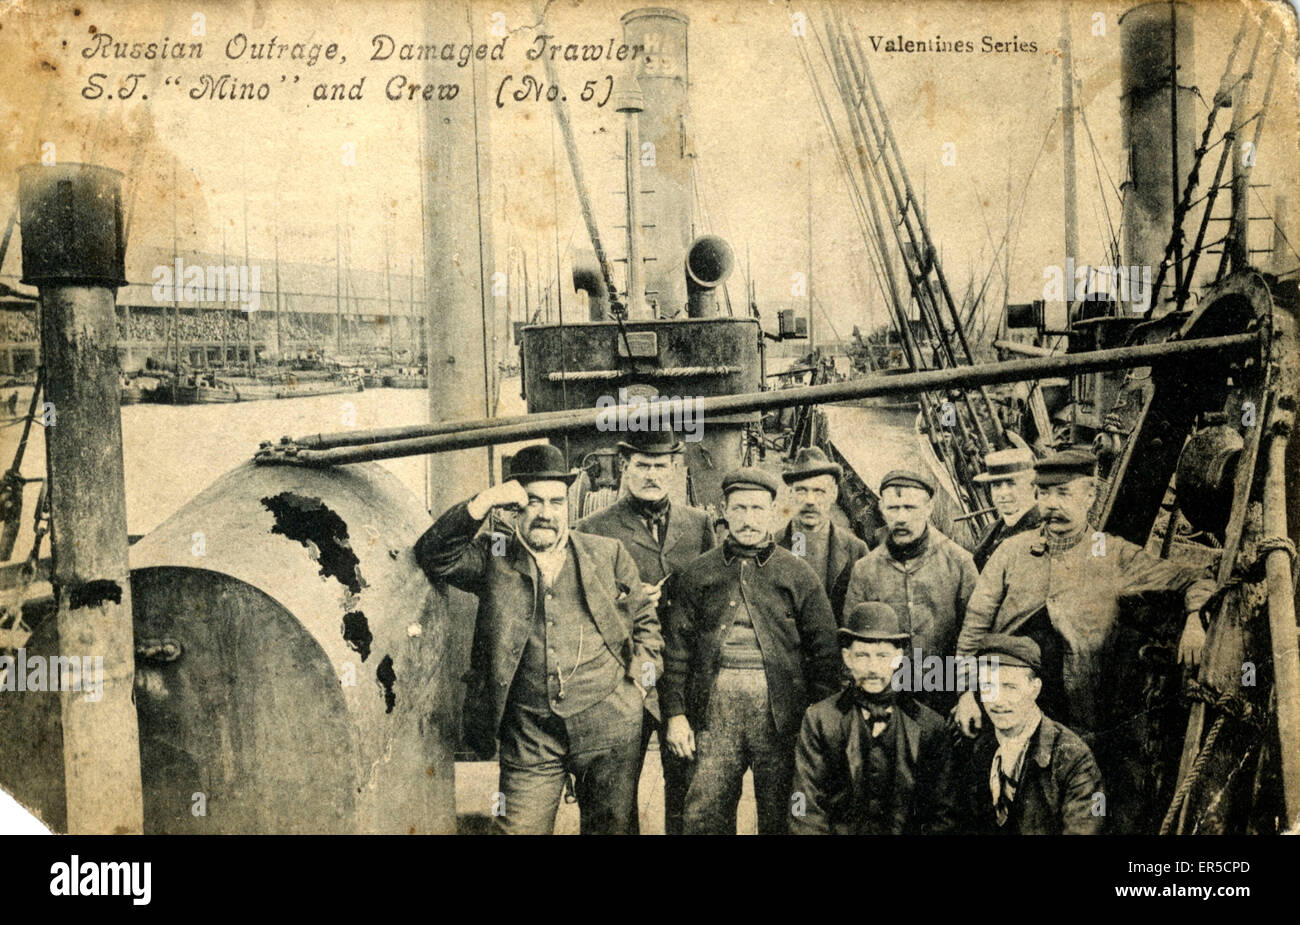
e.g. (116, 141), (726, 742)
(467, 480), (531, 521)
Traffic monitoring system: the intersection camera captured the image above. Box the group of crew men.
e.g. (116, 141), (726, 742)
(416, 426), (1215, 835)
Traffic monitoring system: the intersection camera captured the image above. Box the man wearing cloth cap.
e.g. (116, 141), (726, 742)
(415, 443), (661, 834)
(842, 468), (978, 714)
(777, 447), (869, 620)
(662, 467), (840, 834)
(966, 635), (1103, 834)
(954, 448), (1214, 830)
(791, 602), (957, 835)
(972, 448), (1042, 571)
(574, 426), (715, 835)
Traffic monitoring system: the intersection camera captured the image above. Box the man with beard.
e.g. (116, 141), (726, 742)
(971, 448), (1042, 571)
(953, 449), (1214, 831)
(663, 468), (840, 834)
(791, 602), (957, 834)
(777, 447), (869, 620)
(966, 635), (1103, 835)
(415, 443), (661, 834)
(574, 426), (715, 834)
(842, 469), (978, 714)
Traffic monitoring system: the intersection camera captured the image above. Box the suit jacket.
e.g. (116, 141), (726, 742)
(967, 714), (1104, 834)
(778, 521), (869, 623)
(972, 507), (1043, 572)
(792, 689), (957, 834)
(662, 542), (840, 740)
(575, 495), (715, 718)
(414, 500), (662, 758)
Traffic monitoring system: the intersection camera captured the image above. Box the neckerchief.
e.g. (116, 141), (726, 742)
(885, 526), (930, 563)
(989, 710), (1043, 826)
(1043, 524), (1088, 556)
(723, 535), (774, 560)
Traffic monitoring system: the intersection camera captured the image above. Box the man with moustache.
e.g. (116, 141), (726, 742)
(953, 449), (1214, 831)
(662, 468), (840, 834)
(791, 602), (957, 835)
(971, 448), (1042, 571)
(842, 469), (978, 714)
(777, 447), (869, 620)
(966, 635), (1103, 835)
(575, 426), (715, 834)
(415, 443), (661, 834)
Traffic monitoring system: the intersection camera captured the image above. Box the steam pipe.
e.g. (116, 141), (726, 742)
(254, 332), (1259, 467)
(572, 258), (609, 321)
(685, 235), (734, 318)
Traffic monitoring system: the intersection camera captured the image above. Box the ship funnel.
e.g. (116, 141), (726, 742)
(1119, 2), (1197, 283)
(572, 253), (609, 321)
(685, 234), (734, 318)
(622, 7), (692, 315)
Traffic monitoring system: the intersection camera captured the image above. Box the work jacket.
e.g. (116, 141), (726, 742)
(842, 528), (978, 661)
(967, 714), (1104, 835)
(662, 540), (839, 740)
(415, 500), (661, 758)
(956, 528), (1215, 735)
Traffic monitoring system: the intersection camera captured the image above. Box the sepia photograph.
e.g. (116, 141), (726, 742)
(0, 0), (1297, 872)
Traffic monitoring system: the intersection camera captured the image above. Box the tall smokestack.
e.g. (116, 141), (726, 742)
(621, 8), (691, 318)
(1119, 2), (1197, 288)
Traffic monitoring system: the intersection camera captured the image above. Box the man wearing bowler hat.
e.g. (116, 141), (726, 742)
(415, 443), (661, 834)
(575, 425), (715, 834)
(966, 634), (1103, 835)
(778, 446), (869, 620)
(791, 602), (957, 835)
(842, 468), (978, 714)
(954, 448), (1214, 831)
(662, 467), (839, 834)
(971, 447), (1042, 571)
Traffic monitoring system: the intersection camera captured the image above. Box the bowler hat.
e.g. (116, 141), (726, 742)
(782, 446), (843, 485)
(974, 448), (1036, 483)
(839, 602), (910, 645)
(977, 634), (1042, 672)
(508, 444), (578, 486)
(879, 468), (936, 497)
(721, 467), (781, 500)
(1033, 448), (1096, 487)
(617, 426), (684, 456)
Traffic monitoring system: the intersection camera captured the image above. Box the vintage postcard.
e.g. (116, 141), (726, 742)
(0, 0), (1297, 852)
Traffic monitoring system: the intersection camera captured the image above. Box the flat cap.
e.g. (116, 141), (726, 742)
(1033, 448), (1096, 487)
(977, 634), (1042, 673)
(721, 467), (781, 500)
(879, 468), (936, 497)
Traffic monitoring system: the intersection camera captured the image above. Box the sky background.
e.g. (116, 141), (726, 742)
(1, 0), (1297, 338)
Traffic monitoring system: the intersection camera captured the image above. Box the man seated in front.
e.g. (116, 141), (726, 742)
(967, 634), (1103, 835)
(791, 602), (957, 834)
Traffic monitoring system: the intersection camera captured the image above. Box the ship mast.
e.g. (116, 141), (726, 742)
(1060, 2), (1080, 275)
(807, 153), (815, 353)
